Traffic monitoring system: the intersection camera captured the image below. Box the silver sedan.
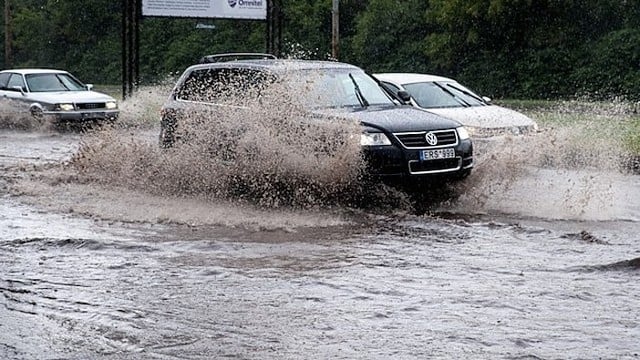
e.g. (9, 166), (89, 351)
(0, 68), (118, 124)
(375, 72), (537, 138)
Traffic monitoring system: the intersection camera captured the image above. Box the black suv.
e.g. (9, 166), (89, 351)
(160, 53), (473, 184)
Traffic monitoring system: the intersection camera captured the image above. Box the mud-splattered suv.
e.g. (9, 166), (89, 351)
(160, 53), (473, 184)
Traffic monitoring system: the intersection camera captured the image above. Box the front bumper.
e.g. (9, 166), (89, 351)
(362, 138), (473, 181)
(43, 109), (119, 122)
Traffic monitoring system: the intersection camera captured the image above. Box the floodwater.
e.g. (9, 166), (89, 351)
(1, 109), (639, 359)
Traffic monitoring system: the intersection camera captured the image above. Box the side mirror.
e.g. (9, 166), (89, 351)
(10, 86), (26, 95)
(85, 84), (94, 91)
(482, 96), (492, 104)
(397, 90), (412, 103)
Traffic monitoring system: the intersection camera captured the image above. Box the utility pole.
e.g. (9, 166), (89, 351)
(331, 0), (339, 60)
(267, 0), (283, 56)
(122, 0), (140, 99)
(4, 0), (12, 68)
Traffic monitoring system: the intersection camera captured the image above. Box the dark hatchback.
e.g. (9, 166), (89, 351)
(160, 54), (473, 184)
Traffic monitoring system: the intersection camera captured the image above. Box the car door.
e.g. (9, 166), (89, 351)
(1, 73), (29, 103)
(0, 72), (12, 99)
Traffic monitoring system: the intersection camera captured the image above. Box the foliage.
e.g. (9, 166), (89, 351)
(349, 0), (431, 73)
(139, 18), (265, 83)
(423, 0), (640, 99)
(1, 0), (639, 100)
(9, 0), (120, 83)
(571, 28), (640, 99)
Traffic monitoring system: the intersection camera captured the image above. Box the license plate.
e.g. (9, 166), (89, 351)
(83, 112), (104, 118)
(420, 148), (455, 160)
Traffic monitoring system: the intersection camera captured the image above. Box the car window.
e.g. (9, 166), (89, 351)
(443, 82), (485, 106)
(175, 66), (394, 109)
(7, 74), (26, 91)
(0, 73), (11, 89)
(289, 69), (395, 108)
(56, 74), (86, 91)
(26, 73), (86, 92)
(176, 67), (274, 105)
(403, 81), (485, 108)
(404, 82), (465, 108)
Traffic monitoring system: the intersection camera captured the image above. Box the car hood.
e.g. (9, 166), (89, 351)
(25, 91), (115, 104)
(313, 105), (462, 133)
(424, 105), (536, 130)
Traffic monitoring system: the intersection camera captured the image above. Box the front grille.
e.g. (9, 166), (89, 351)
(393, 129), (458, 148)
(77, 103), (106, 110)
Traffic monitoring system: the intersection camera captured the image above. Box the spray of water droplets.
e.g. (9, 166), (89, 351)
(69, 75), (410, 209)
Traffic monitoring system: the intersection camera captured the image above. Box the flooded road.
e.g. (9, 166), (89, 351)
(1, 129), (639, 359)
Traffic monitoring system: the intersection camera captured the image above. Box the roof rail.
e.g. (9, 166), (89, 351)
(199, 53), (278, 64)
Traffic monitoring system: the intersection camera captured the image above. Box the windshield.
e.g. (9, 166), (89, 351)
(288, 69), (394, 109)
(404, 81), (486, 108)
(26, 73), (87, 92)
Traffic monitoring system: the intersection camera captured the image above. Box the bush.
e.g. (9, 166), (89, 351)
(571, 28), (640, 100)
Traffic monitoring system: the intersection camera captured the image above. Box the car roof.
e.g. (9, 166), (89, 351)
(185, 58), (361, 73)
(0, 68), (69, 75)
(374, 73), (456, 85)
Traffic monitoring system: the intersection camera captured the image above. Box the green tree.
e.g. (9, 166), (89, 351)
(425, 0), (640, 99)
(1, 0), (638, 99)
(278, 0), (333, 58)
(572, 28), (640, 99)
(350, 0), (431, 73)
(139, 17), (266, 83)
(11, 0), (120, 83)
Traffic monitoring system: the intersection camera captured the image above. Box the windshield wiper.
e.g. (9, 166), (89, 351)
(446, 83), (485, 104)
(348, 73), (369, 108)
(433, 82), (469, 107)
(55, 75), (70, 91)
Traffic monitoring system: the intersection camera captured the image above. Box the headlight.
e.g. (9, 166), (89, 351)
(360, 132), (391, 146)
(56, 103), (75, 111)
(106, 101), (118, 110)
(510, 126), (523, 135)
(456, 126), (470, 140)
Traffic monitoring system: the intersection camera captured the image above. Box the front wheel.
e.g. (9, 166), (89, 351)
(30, 106), (44, 120)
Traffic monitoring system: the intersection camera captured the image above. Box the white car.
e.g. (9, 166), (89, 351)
(0, 69), (118, 124)
(375, 73), (537, 138)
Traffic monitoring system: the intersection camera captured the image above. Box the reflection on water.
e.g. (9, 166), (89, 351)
(1, 216), (639, 359)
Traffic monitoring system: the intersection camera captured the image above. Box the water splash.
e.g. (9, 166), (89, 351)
(449, 101), (639, 221)
(0, 99), (55, 131)
(69, 79), (382, 209)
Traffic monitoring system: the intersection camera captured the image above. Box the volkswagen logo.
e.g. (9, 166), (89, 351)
(425, 132), (438, 146)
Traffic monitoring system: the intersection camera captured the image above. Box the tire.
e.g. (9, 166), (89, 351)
(30, 106), (44, 120)
(159, 115), (177, 148)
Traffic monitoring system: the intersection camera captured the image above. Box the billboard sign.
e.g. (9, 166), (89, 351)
(142, 0), (267, 20)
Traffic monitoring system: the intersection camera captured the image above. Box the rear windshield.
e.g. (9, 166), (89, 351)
(176, 67), (274, 105)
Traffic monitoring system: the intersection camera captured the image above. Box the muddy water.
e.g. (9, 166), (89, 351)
(1, 121), (640, 358)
